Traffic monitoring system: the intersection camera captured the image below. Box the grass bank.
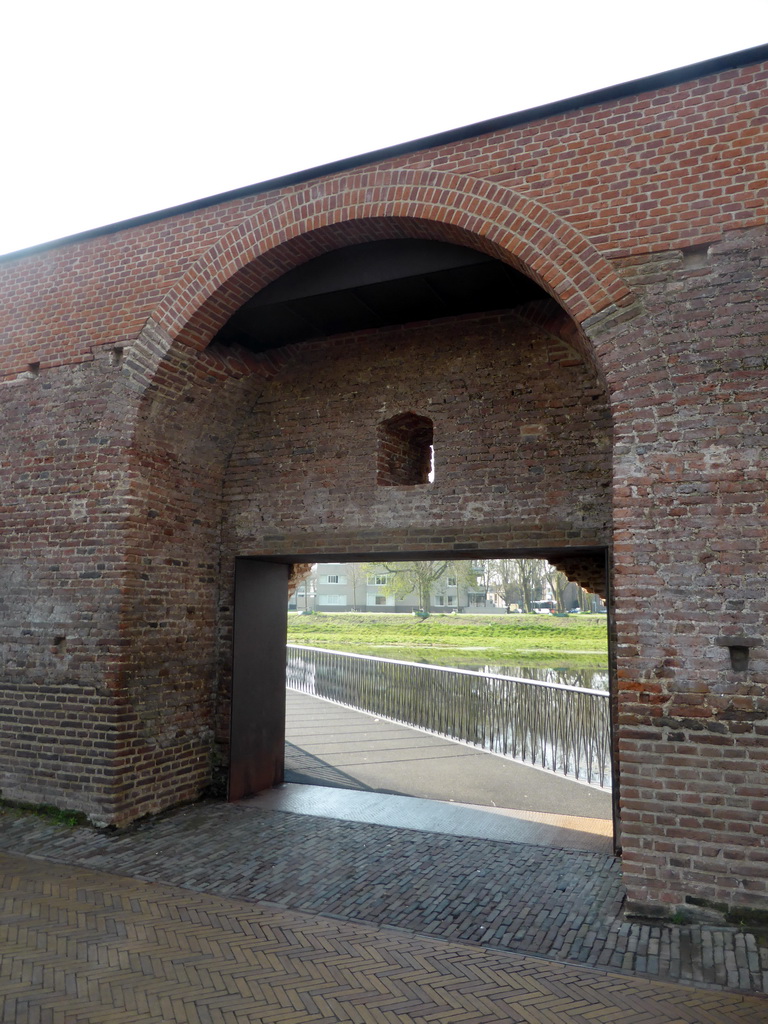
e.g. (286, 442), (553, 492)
(287, 612), (608, 669)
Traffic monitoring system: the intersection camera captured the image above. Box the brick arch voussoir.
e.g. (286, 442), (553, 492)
(152, 170), (632, 357)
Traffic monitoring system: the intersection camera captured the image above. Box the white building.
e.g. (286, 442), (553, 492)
(289, 563), (499, 613)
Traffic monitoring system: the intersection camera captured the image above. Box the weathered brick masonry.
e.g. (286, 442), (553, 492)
(1, 47), (767, 920)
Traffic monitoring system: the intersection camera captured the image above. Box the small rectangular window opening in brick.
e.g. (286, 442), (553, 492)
(377, 412), (434, 486)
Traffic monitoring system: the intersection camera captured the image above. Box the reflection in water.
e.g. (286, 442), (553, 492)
(400, 656), (609, 690)
(476, 665), (609, 691)
(334, 649), (609, 692)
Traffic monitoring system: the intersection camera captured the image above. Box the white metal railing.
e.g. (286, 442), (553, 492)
(286, 645), (611, 786)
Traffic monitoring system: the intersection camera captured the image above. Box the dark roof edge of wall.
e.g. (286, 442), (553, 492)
(4, 41), (768, 264)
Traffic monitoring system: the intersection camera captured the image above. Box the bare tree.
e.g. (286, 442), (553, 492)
(345, 562), (367, 611)
(544, 563), (569, 612)
(510, 559), (547, 612)
(489, 559), (522, 611)
(473, 559), (496, 595)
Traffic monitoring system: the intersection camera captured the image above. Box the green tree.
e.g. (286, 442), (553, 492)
(367, 560), (461, 611)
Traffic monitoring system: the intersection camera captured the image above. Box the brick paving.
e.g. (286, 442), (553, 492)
(1, 800), (766, 997)
(4, 853), (765, 1024)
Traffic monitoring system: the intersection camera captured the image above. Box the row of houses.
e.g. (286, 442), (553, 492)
(290, 563), (494, 613)
(289, 563), (603, 614)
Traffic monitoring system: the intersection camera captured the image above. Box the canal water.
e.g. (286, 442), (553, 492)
(466, 665), (608, 690)
(311, 649), (609, 692)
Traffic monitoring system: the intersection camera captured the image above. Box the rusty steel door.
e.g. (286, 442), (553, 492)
(229, 559), (290, 801)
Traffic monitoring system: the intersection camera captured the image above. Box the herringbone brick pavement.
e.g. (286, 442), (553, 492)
(2, 853), (765, 1024)
(1, 802), (767, 994)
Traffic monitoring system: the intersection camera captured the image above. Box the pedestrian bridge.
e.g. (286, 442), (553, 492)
(287, 645), (612, 786)
(272, 689), (614, 854)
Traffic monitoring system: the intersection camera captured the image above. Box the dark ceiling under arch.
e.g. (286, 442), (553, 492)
(212, 239), (549, 354)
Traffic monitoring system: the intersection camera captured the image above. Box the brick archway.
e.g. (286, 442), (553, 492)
(143, 169), (632, 365)
(116, 168), (625, 830)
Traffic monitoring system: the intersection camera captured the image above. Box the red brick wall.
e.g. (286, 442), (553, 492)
(0, 331), (254, 822)
(0, 353), (127, 820)
(404, 65), (767, 255)
(1, 58), (764, 380)
(223, 312), (611, 557)
(592, 225), (768, 916)
(1, 52), (767, 917)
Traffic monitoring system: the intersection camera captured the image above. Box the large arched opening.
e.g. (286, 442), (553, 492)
(213, 235), (617, 844)
(117, 173), (631, 841)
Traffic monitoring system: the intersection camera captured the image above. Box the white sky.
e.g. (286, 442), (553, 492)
(1, 1), (766, 257)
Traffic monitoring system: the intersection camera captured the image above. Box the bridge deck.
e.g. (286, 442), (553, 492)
(279, 689), (613, 853)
